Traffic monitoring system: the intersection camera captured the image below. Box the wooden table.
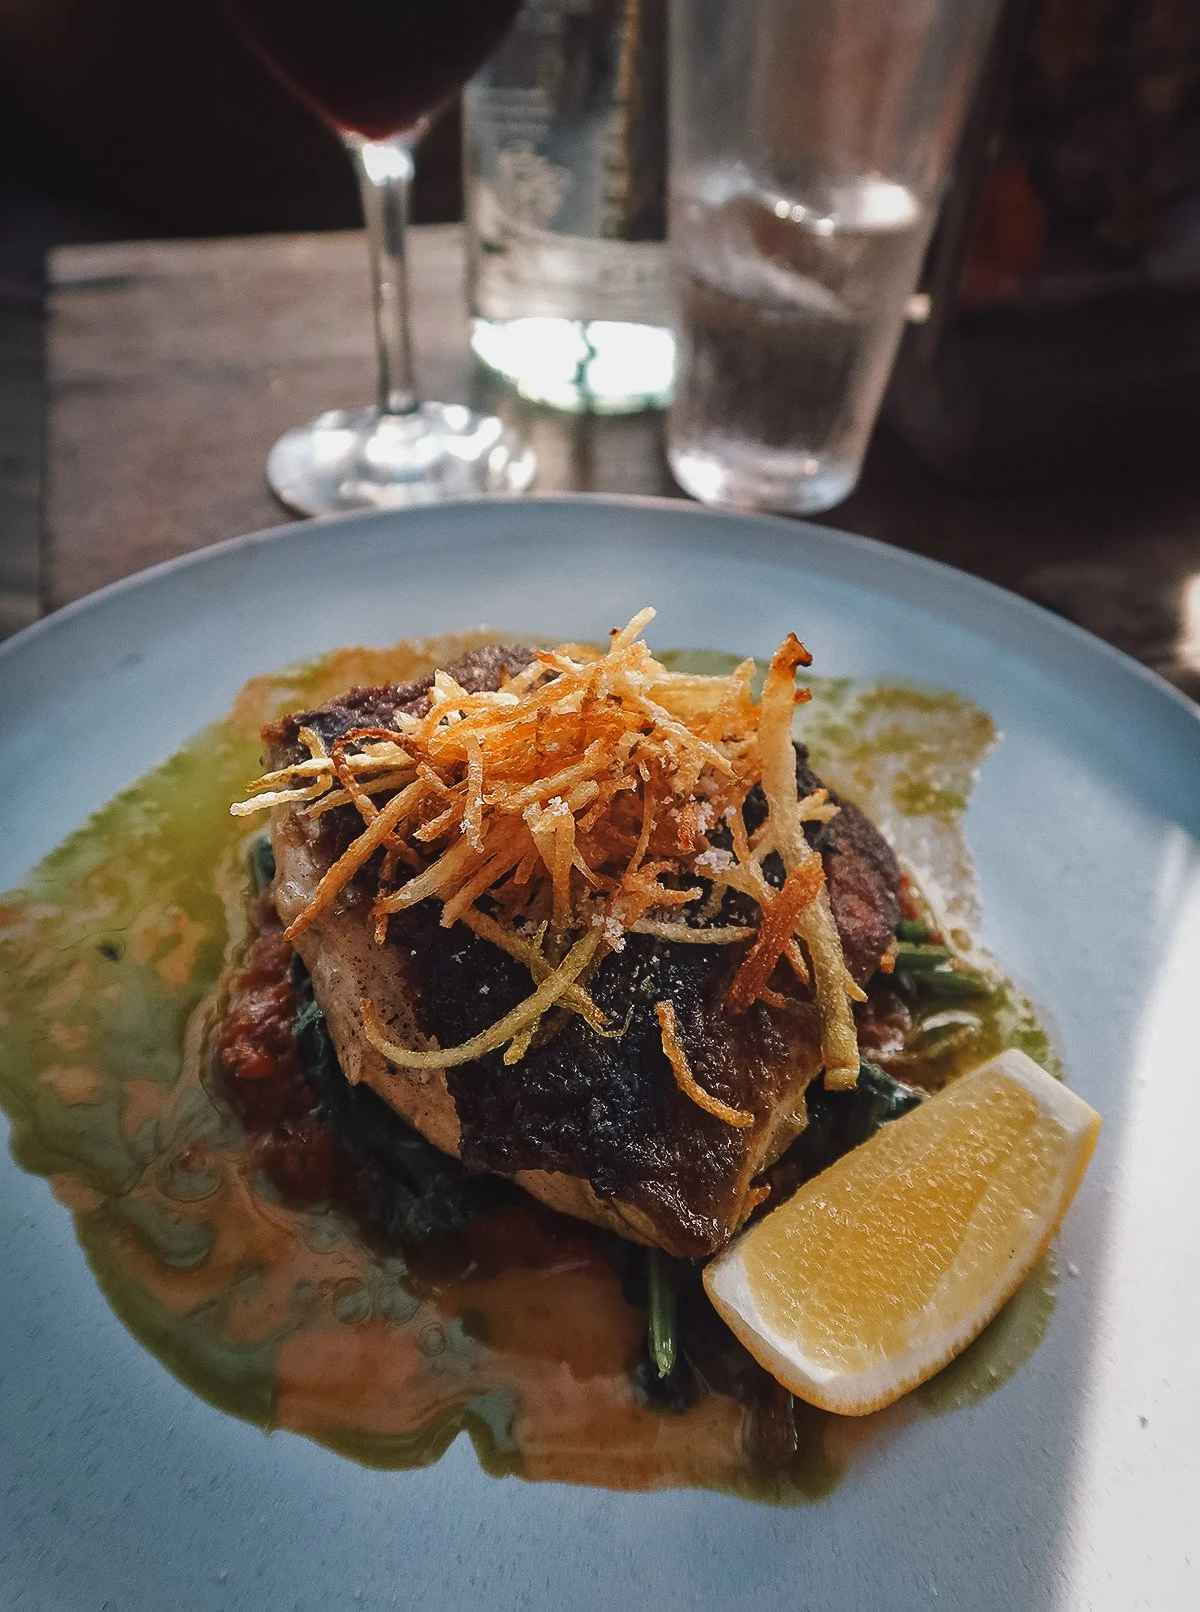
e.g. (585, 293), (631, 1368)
(44, 225), (1200, 700)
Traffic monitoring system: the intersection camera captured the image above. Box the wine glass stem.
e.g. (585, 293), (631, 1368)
(349, 135), (419, 417)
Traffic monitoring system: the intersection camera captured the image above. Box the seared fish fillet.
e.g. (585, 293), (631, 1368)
(266, 647), (899, 1256)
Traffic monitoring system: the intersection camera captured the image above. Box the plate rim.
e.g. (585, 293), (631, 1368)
(5, 492), (1198, 732)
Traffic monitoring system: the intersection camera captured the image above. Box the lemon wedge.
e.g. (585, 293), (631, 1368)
(704, 1049), (1100, 1416)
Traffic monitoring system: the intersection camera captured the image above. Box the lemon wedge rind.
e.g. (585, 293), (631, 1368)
(703, 1049), (1101, 1417)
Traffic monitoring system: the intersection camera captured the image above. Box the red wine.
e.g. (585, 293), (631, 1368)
(222, 0), (523, 141)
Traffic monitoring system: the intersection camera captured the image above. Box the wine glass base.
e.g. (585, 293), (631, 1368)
(267, 403), (537, 517)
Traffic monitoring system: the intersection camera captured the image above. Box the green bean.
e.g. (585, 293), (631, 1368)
(893, 942), (952, 972)
(647, 1249), (678, 1379)
(900, 966), (991, 1002)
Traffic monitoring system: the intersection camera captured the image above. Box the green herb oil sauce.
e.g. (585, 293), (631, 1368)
(0, 638), (1058, 1500)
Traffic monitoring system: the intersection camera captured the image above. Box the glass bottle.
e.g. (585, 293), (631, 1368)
(464, 0), (674, 414)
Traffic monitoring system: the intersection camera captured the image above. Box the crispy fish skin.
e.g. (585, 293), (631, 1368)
(267, 648), (899, 1255)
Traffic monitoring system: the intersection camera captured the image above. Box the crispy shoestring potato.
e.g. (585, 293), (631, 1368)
(655, 1000), (754, 1130)
(726, 859), (827, 1016)
(361, 930), (603, 1070)
(233, 609), (863, 1116)
(757, 635), (865, 1089)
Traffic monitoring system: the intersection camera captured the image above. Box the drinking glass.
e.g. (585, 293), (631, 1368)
(222, 1), (535, 515)
(667, 0), (1001, 515)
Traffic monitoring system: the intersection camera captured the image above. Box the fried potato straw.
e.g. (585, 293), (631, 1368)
(655, 1000), (754, 1129)
(757, 635), (864, 1088)
(234, 611), (862, 1103)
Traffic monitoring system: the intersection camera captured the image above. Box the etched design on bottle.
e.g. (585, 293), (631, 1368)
(492, 143), (571, 231)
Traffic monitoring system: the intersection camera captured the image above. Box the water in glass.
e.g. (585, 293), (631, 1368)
(669, 165), (929, 513)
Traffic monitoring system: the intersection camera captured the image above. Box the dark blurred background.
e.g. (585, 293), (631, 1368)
(0, 0), (465, 251)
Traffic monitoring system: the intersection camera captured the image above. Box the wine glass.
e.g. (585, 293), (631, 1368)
(221, 0), (535, 514)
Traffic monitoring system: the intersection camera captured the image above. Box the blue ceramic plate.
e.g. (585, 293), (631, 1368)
(2, 497), (1197, 1612)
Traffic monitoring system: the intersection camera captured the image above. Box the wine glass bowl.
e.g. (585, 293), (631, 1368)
(221, 0), (534, 515)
